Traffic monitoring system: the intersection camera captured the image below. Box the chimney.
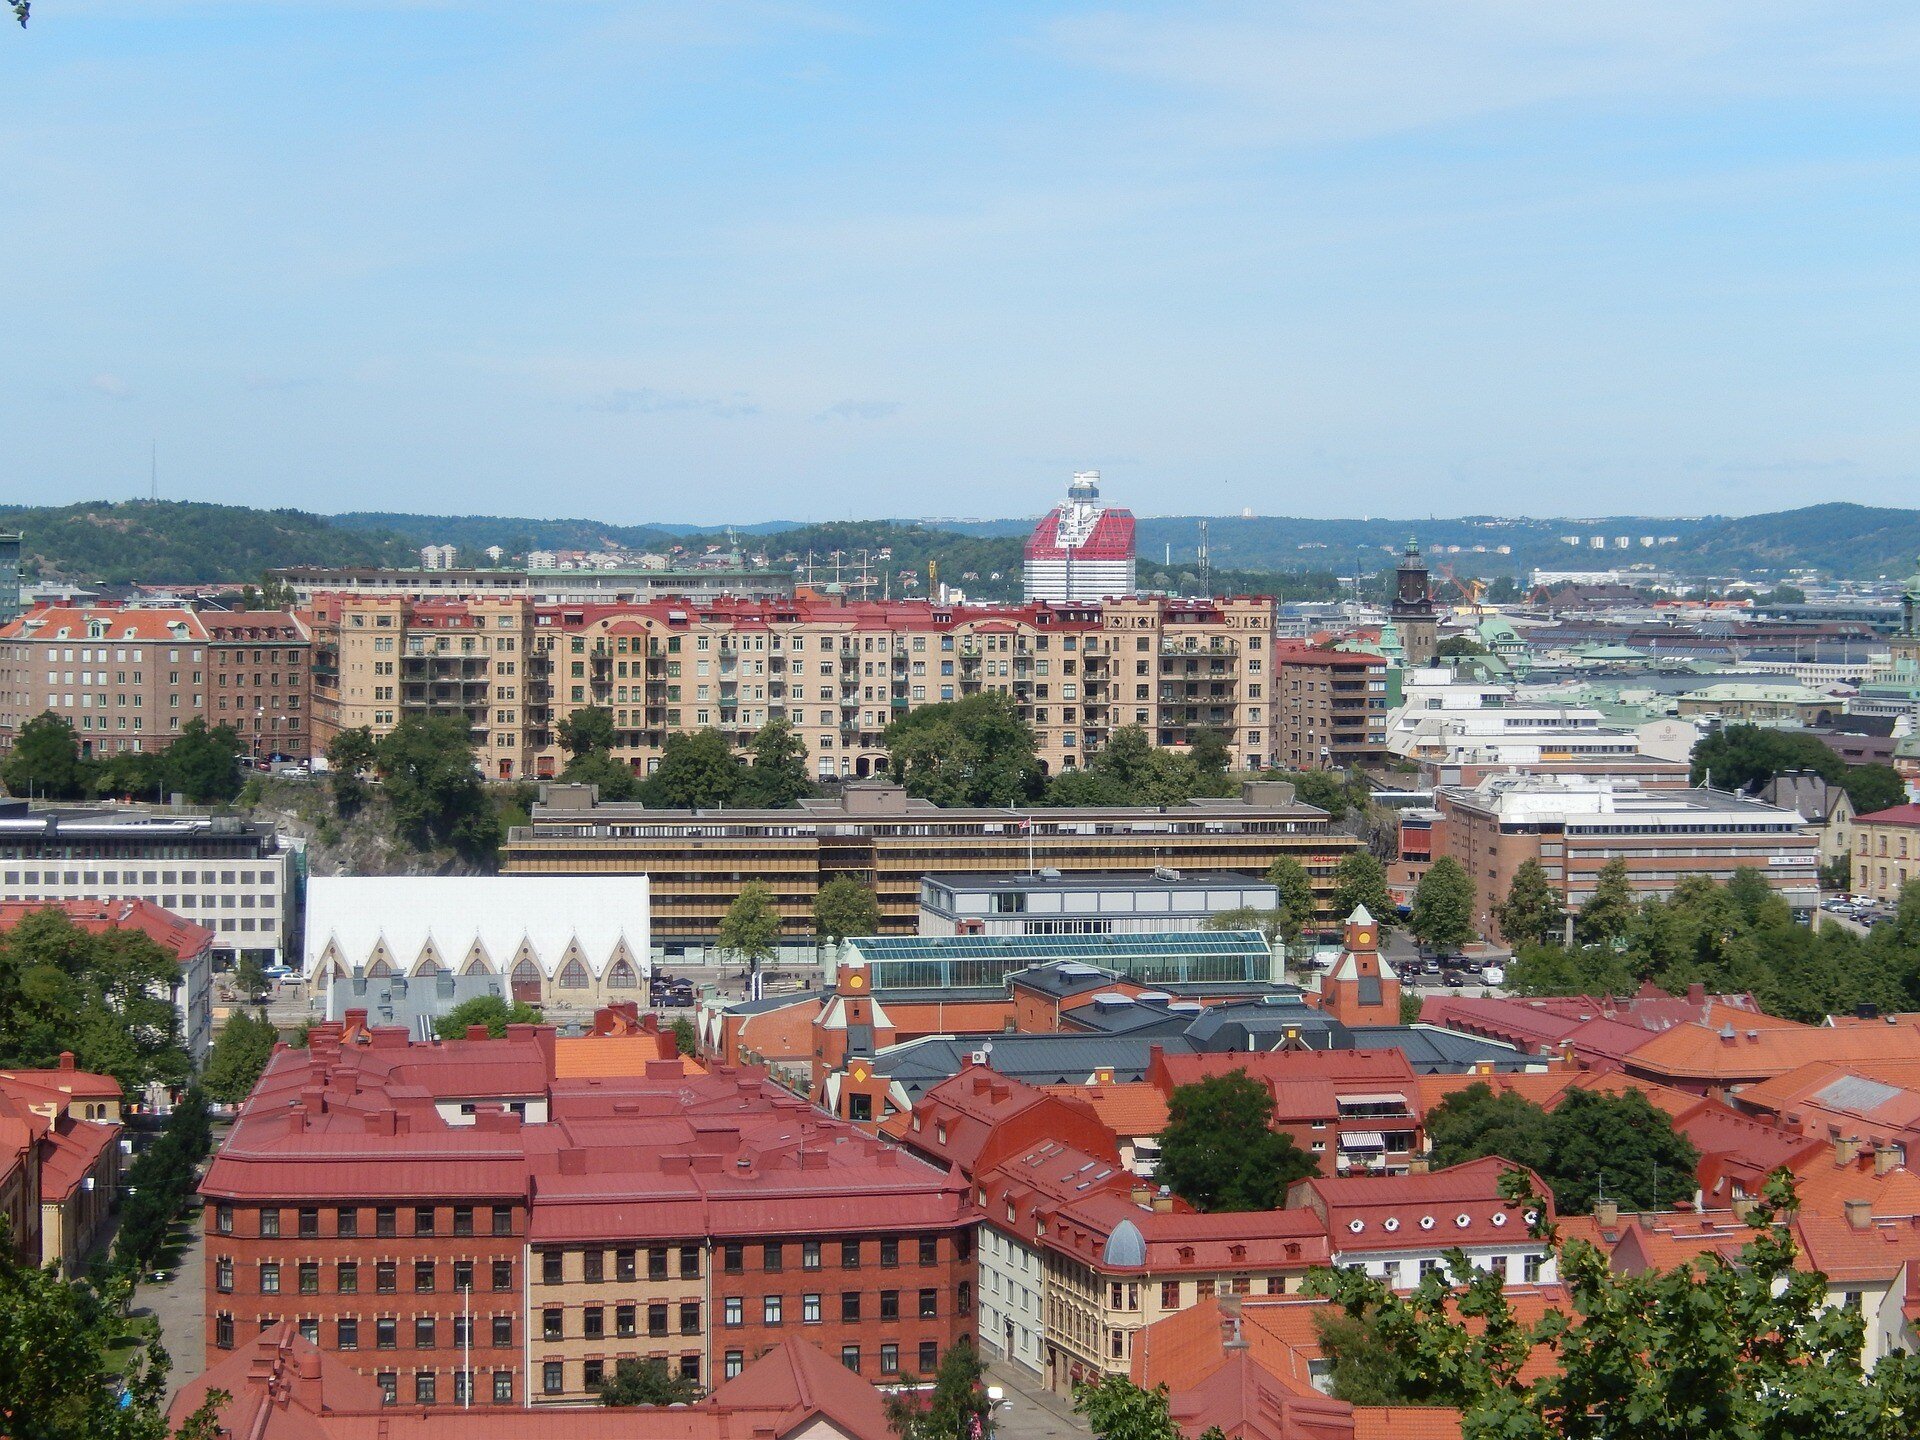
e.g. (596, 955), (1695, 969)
(558, 1148), (588, 1176)
(1219, 1294), (1248, 1351)
(1130, 1184), (1152, 1208)
(1845, 1198), (1872, 1231)
(1687, 982), (1705, 1005)
(466, 1025), (490, 1042)
(1877, 1147), (1901, 1176)
(1593, 1199), (1619, 1228)
(1836, 1136), (1861, 1168)
(57, 1051), (75, 1071)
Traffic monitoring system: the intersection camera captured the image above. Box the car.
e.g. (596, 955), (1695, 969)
(1481, 965), (1506, 987)
(1420, 959), (1441, 975)
(260, 965), (295, 982)
(1444, 973), (1465, 988)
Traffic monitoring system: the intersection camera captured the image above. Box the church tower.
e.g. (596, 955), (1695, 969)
(1321, 905), (1402, 1027)
(1390, 537), (1438, 668)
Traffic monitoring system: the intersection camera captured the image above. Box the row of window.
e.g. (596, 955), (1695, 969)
(542, 1301), (700, 1339)
(220, 1256), (513, 1296)
(215, 1203), (515, 1238)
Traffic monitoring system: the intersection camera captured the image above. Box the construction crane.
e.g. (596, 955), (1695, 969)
(1431, 559), (1491, 615)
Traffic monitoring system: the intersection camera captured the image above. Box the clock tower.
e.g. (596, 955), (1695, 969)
(1390, 536), (1438, 668)
(1322, 904), (1402, 1027)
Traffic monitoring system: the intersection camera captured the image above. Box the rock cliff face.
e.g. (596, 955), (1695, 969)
(245, 776), (491, 877)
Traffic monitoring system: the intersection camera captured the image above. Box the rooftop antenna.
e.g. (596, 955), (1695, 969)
(1197, 520), (1210, 596)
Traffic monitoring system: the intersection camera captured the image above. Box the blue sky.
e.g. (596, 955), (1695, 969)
(4, 1), (1919, 524)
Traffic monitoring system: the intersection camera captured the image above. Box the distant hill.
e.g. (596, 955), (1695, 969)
(0, 501), (413, 584)
(1670, 504), (1920, 578)
(329, 511), (681, 557)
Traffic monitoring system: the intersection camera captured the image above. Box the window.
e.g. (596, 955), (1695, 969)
(215, 1312), (234, 1349)
(376, 1318), (397, 1350)
(259, 1263), (281, 1295)
(841, 1346), (861, 1374)
(880, 1238), (899, 1268)
(613, 1247), (636, 1282)
(682, 1245), (700, 1279)
(415, 1260), (436, 1293)
(919, 1288), (938, 1319)
(763, 1242), (784, 1273)
(724, 1297), (743, 1328)
(582, 1360), (604, 1391)
(492, 1205), (513, 1236)
(453, 1260), (473, 1292)
(542, 1308), (563, 1342)
(1523, 1254), (1546, 1283)
(415, 1374), (436, 1406)
(215, 1205), (233, 1235)
(723, 1243), (743, 1275)
(649, 1303), (669, 1337)
(650, 1247), (670, 1281)
(583, 1307), (604, 1340)
(583, 1250), (604, 1283)
(377, 1206), (396, 1238)
(543, 1363), (564, 1397)
(881, 1343), (899, 1374)
(1160, 1281), (1180, 1309)
(803, 1294), (822, 1324)
(616, 1304), (636, 1337)
(879, 1290), (899, 1321)
(492, 1316), (513, 1347)
(415, 1317), (436, 1349)
(764, 1296), (783, 1325)
(680, 1301), (701, 1335)
(298, 1207), (320, 1238)
(337, 1207), (358, 1238)
(919, 1236), (937, 1266)
(299, 1262), (319, 1295)
(542, 1252), (563, 1285)
(842, 1240), (862, 1269)
(215, 1257), (233, 1293)
(802, 1240), (822, 1271)
(376, 1261), (397, 1294)
(414, 1205), (436, 1236)
(453, 1205), (473, 1236)
(492, 1373), (514, 1404)
(259, 1208), (281, 1238)
(491, 1259), (513, 1291)
(337, 1318), (359, 1350)
(725, 1351), (744, 1380)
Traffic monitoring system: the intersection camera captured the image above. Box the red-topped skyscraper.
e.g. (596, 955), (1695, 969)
(1022, 471), (1137, 603)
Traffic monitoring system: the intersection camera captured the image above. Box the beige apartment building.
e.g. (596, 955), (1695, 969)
(302, 593), (1278, 781)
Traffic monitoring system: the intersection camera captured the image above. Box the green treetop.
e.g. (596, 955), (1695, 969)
(1154, 1068), (1318, 1213)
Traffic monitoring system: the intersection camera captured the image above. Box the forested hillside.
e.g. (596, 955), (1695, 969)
(0, 501), (412, 583)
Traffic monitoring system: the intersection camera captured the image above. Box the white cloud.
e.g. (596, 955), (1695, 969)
(88, 371), (132, 399)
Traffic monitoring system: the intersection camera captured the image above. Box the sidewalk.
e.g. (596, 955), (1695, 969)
(986, 1358), (1093, 1440)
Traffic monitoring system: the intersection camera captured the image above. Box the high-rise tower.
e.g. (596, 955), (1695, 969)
(1021, 472), (1136, 604)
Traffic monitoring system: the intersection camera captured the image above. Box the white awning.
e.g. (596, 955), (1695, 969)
(1338, 1092), (1408, 1107)
(1342, 1131), (1387, 1149)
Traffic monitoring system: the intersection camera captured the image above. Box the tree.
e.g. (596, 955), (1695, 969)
(1047, 725), (1200, 807)
(1, 711), (90, 799)
(558, 706), (618, 759)
(885, 693), (1040, 807)
(1409, 856), (1476, 951)
(1331, 850), (1395, 935)
(812, 875), (882, 944)
(600, 1357), (702, 1406)
(433, 994), (542, 1040)
(1436, 635), (1489, 658)
(1284, 767), (1353, 819)
(1494, 860), (1564, 949)
(111, 1087), (213, 1280)
(1188, 726), (1234, 779)
(1843, 763), (1908, 816)
(1425, 1083), (1697, 1214)
(1306, 1170), (1920, 1440)
(639, 729), (743, 810)
(202, 1010), (281, 1105)
(886, 1340), (990, 1440)
(739, 718), (815, 808)
(559, 748), (642, 801)
(1265, 854), (1319, 940)
(162, 718), (244, 804)
(374, 714), (500, 860)
(234, 955), (268, 998)
(1155, 1069), (1318, 1213)
(325, 726), (378, 814)
(718, 883), (781, 981)
(1690, 723), (1842, 792)
(1206, 905), (1291, 948)
(1073, 1374), (1187, 1440)
(669, 1016), (697, 1056)
(1575, 857), (1637, 946)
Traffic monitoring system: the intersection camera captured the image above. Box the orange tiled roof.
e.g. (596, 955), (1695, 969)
(1624, 1018), (1920, 1084)
(551, 1040), (702, 1080)
(1044, 1081), (1169, 1136)
(1352, 1410), (1464, 1440)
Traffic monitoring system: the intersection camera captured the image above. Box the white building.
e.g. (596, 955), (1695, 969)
(419, 544), (459, 571)
(918, 869), (1282, 937)
(1022, 472), (1137, 604)
(303, 875), (651, 1009)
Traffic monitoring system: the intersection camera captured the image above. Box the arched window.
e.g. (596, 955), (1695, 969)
(368, 958), (393, 978)
(558, 958), (590, 989)
(511, 959), (540, 986)
(607, 958), (637, 989)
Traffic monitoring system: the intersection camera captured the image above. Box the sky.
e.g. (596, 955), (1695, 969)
(4, 1), (1920, 525)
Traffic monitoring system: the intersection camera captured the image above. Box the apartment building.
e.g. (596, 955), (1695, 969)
(201, 1020), (973, 1406)
(307, 594), (535, 778)
(0, 606), (219, 757)
(507, 779), (1356, 952)
(0, 809), (293, 966)
(1437, 774), (1820, 940)
(303, 593), (1276, 781)
(1271, 643), (1389, 770)
(1847, 802), (1920, 903)
(203, 611), (312, 762)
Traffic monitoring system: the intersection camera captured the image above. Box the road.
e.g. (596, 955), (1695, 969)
(138, 1186), (208, 1388)
(986, 1359), (1093, 1440)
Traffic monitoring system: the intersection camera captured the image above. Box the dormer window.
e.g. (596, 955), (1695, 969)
(87, 620), (108, 639)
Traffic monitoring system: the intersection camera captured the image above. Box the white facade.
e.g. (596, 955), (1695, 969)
(918, 871), (1282, 937)
(303, 874), (651, 1006)
(177, 941), (214, 1066)
(978, 1224), (1047, 1376)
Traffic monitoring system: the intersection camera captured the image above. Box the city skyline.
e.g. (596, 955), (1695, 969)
(5, 3), (1919, 522)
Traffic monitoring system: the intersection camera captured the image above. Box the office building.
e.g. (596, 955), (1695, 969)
(916, 869), (1282, 937)
(1022, 472), (1136, 604)
(507, 779), (1355, 954)
(0, 531), (20, 626)
(1436, 774), (1820, 940)
(0, 809), (293, 965)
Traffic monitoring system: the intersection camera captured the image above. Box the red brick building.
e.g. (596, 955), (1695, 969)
(1271, 642), (1389, 770)
(200, 1019), (973, 1409)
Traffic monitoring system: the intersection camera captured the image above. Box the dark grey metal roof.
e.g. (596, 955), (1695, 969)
(1348, 1025), (1541, 1074)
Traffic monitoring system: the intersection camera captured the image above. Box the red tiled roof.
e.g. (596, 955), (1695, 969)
(1624, 1018), (1920, 1085)
(1043, 1081), (1169, 1137)
(1854, 804), (1920, 827)
(0, 605), (209, 642)
(37, 1118), (120, 1202)
(0, 898), (214, 962)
